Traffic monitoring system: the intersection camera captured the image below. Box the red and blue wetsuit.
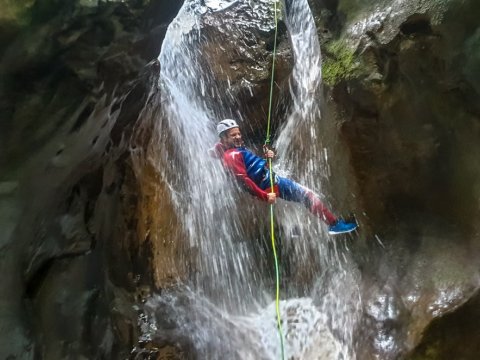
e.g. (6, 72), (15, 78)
(211, 143), (337, 225)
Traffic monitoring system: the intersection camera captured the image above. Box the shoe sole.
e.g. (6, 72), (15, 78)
(328, 225), (358, 235)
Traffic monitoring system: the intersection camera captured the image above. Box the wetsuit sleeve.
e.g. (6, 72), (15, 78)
(223, 151), (269, 201)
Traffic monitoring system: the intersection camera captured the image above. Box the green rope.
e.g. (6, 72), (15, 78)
(265, 1), (285, 359)
(265, 0), (279, 147)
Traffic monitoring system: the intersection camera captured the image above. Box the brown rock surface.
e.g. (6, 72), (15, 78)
(311, 0), (480, 358)
(0, 0), (183, 358)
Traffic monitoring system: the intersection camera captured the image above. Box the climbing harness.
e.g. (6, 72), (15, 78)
(264, 1), (285, 359)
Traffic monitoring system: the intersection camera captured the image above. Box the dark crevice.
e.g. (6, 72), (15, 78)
(70, 101), (95, 133)
(24, 251), (91, 299)
(400, 15), (432, 36)
(265, 21), (287, 51)
(24, 258), (55, 299)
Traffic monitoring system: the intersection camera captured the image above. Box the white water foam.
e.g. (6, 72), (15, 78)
(140, 289), (349, 359)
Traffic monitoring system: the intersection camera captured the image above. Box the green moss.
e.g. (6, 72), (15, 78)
(0, 0), (35, 26)
(322, 39), (361, 86)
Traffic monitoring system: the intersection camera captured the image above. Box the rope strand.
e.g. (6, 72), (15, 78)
(265, 0), (279, 147)
(265, 1), (285, 359)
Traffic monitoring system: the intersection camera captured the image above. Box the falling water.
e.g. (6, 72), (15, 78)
(155, 0), (265, 310)
(139, 0), (361, 358)
(272, 1), (362, 357)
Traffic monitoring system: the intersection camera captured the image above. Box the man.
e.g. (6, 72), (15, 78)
(210, 119), (358, 235)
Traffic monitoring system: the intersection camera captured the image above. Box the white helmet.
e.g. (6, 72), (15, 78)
(217, 119), (239, 136)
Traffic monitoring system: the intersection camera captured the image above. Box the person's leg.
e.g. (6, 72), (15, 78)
(275, 177), (337, 225)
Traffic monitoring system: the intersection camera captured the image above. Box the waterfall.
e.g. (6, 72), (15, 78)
(138, 0), (361, 358)
(156, 0), (264, 310)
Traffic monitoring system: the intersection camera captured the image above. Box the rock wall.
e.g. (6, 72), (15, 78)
(0, 0), (183, 358)
(310, 0), (480, 358)
(198, 0), (293, 144)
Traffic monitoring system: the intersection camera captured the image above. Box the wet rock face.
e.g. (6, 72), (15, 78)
(0, 0), (182, 358)
(313, 0), (480, 233)
(407, 289), (480, 359)
(198, 0), (293, 143)
(310, 0), (480, 358)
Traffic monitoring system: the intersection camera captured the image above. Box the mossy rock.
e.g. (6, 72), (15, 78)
(0, 0), (35, 45)
(0, 0), (35, 24)
(322, 39), (363, 86)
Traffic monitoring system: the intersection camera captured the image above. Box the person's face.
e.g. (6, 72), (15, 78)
(221, 127), (243, 148)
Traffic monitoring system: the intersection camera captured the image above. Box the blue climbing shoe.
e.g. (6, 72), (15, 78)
(328, 219), (358, 235)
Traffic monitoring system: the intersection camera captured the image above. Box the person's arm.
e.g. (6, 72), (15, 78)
(223, 150), (270, 201)
(208, 142), (225, 158)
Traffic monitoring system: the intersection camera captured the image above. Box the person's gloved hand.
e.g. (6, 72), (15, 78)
(265, 149), (275, 159)
(267, 192), (276, 204)
(263, 145), (275, 159)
